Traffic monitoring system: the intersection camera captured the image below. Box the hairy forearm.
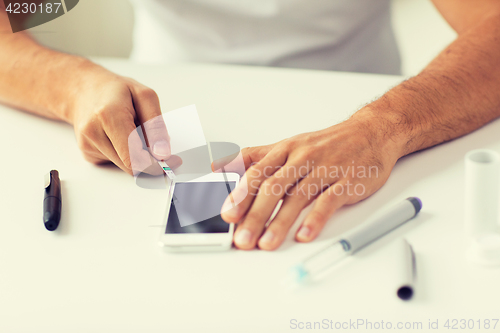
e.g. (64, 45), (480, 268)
(357, 11), (500, 159)
(0, 7), (94, 123)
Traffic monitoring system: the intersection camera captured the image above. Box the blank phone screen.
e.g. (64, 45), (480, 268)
(165, 181), (236, 234)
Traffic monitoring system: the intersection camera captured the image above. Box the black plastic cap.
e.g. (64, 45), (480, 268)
(44, 221), (59, 231)
(397, 286), (414, 300)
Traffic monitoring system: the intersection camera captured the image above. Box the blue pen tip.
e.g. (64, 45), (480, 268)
(407, 197), (422, 214)
(292, 265), (309, 283)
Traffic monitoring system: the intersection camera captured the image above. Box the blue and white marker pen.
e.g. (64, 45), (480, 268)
(290, 197), (422, 284)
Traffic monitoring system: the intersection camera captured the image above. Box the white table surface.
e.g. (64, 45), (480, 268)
(1, 59), (500, 333)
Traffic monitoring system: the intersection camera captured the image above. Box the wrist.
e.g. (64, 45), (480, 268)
(53, 56), (104, 124)
(349, 106), (409, 161)
(24, 51), (97, 124)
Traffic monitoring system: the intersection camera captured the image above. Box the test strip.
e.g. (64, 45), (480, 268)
(158, 161), (176, 180)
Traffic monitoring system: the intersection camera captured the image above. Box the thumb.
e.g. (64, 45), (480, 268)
(143, 115), (171, 161)
(130, 84), (171, 161)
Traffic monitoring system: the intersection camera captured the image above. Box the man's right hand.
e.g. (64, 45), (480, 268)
(2, 2), (172, 175)
(69, 64), (172, 175)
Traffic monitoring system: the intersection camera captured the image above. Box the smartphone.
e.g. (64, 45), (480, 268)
(159, 172), (240, 252)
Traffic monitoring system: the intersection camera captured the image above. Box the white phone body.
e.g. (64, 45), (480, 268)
(159, 172), (240, 252)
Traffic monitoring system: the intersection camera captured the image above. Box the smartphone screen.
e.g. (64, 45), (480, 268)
(165, 181), (236, 234)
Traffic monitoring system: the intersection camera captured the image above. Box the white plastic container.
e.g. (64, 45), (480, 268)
(464, 149), (500, 238)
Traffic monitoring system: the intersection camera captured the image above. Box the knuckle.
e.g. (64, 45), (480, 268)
(296, 149), (314, 161)
(303, 134), (317, 145)
(247, 164), (264, 179)
(286, 183), (312, 202)
(273, 144), (290, 157)
(137, 87), (158, 101)
(144, 117), (166, 132)
(78, 121), (97, 141)
(261, 177), (281, 195)
(278, 138), (294, 151)
(244, 211), (265, 223)
(95, 107), (112, 125)
(241, 147), (252, 157)
(262, 177), (278, 188)
(289, 189), (307, 201)
(323, 187), (342, 202)
(268, 216), (291, 230)
(307, 210), (328, 226)
(328, 182), (344, 195)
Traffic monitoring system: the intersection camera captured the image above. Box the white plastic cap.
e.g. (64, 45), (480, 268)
(467, 233), (500, 267)
(464, 149), (500, 238)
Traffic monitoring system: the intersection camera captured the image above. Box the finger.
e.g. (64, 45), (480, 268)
(93, 134), (133, 174)
(295, 180), (351, 243)
(78, 138), (109, 165)
(85, 156), (109, 165)
(214, 145), (274, 174)
(128, 127), (163, 176)
(221, 148), (287, 224)
(257, 174), (329, 250)
(232, 161), (312, 250)
(130, 85), (171, 161)
(98, 108), (140, 173)
(212, 151), (245, 176)
(83, 121), (137, 175)
(138, 158), (164, 176)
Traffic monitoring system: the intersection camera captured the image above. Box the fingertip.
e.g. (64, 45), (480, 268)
(258, 232), (280, 251)
(295, 225), (314, 243)
(221, 197), (242, 222)
(152, 140), (171, 160)
(117, 163), (134, 176)
(233, 242), (255, 251)
(116, 160), (134, 175)
(258, 242), (275, 251)
(221, 211), (240, 223)
(233, 229), (255, 250)
(213, 151), (246, 175)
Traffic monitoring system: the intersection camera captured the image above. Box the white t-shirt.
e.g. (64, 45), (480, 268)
(129, 0), (401, 75)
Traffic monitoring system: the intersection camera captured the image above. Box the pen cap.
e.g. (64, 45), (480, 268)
(464, 149), (500, 238)
(45, 170), (61, 198)
(43, 197), (61, 231)
(393, 239), (415, 301)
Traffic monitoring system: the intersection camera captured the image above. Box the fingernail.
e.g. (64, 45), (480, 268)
(297, 226), (311, 240)
(235, 229), (252, 246)
(260, 231), (275, 245)
(153, 140), (170, 158)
